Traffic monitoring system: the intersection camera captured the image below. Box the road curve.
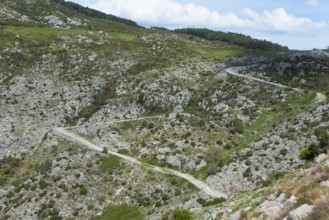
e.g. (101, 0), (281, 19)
(225, 68), (300, 91)
(52, 127), (227, 199)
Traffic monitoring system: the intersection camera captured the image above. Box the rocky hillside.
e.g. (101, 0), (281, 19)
(0, 0), (329, 220)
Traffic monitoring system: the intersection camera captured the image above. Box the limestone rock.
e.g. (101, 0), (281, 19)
(283, 204), (314, 220)
(315, 153), (327, 163)
(229, 210), (241, 220)
(315, 93), (326, 103)
(0, 189), (8, 198)
(166, 155), (181, 168)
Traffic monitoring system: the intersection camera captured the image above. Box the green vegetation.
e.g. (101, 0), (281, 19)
(95, 204), (142, 220)
(175, 28), (288, 51)
(99, 155), (122, 173)
(205, 146), (223, 175)
(299, 143), (320, 161)
(198, 197), (227, 207)
(0, 157), (23, 186)
(108, 32), (136, 41)
(161, 209), (193, 220)
(4, 25), (88, 40)
(299, 127), (328, 161)
(239, 92), (317, 150)
(193, 45), (244, 60)
(259, 171), (287, 187)
(314, 127), (329, 147)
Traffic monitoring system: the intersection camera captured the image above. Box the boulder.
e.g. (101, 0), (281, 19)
(315, 153), (326, 163)
(283, 204), (314, 220)
(0, 189), (8, 198)
(45, 15), (64, 27)
(315, 93), (326, 103)
(229, 210), (241, 220)
(166, 155), (181, 168)
(258, 200), (283, 219)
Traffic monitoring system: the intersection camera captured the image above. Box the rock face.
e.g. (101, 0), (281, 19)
(283, 204), (314, 220)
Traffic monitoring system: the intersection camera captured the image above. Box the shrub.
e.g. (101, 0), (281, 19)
(161, 209), (192, 220)
(299, 143), (320, 160)
(205, 146), (222, 175)
(117, 149), (129, 155)
(102, 148), (108, 154)
(280, 148), (288, 156)
(96, 204), (142, 220)
(243, 167), (252, 178)
(314, 127), (329, 147)
(231, 118), (244, 134)
(72, 210), (79, 216)
(80, 186), (88, 195)
(35, 159), (53, 175)
(39, 180), (48, 189)
(202, 197), (227, 207)
(100, 155), (121, 173)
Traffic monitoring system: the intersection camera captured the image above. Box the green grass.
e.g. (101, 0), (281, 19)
(196, 45), (245, 59)
(95, 204), (142, 220)
(4, 25), (89, 39)
(161, 209), (193, 220)
(108, 32), (136, 41)
(99, 155), (122, 173)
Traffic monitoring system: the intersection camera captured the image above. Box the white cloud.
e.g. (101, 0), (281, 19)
(242, 8), (326, 33)
(305, 0), (319, 7)
(87, 0), (326, 34)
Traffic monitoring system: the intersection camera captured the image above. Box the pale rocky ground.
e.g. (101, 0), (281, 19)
(1, 1), (329, 219)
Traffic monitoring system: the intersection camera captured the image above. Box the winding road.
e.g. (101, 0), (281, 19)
(52, 127), (227, 199)
(225, 68), (300, 91)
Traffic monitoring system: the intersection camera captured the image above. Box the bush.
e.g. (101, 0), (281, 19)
(202, 197), (227, 207)
(95, 204), (142, 220)
(39, 180), (48, 189)
(80, 186), (88, 195)
(279, 148), (288, 156)
(100, 155), (121, 173)
(314, 127), (329, 147)
(161, 209), (192, 220)
(35, 159), (53, 175)
(299, 143), (320, 160)
(205, 146), (222, 175)
(231, 118), (244, 134)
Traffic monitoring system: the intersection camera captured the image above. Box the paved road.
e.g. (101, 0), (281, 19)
(225, 68), (300, 91)
(52, 127), (227, 199)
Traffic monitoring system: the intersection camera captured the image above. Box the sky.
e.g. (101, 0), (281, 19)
(70, 0), (329, 50)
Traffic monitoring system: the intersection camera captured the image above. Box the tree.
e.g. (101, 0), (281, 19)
(205, 146), (222, 175)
